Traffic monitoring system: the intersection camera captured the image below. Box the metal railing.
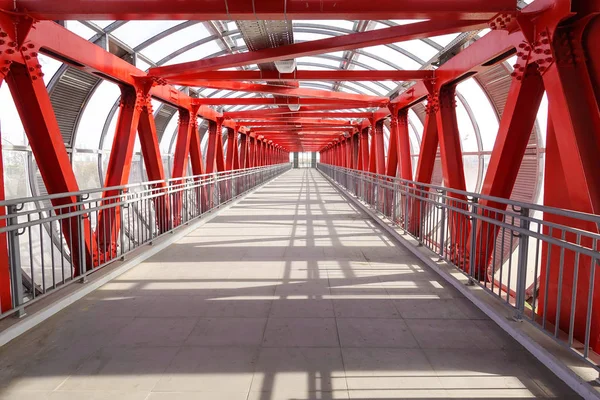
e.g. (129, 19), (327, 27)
(318, 163), (600, 367)
(0, 163), (291, 319)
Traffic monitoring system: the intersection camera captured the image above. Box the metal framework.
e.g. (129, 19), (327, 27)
(0, 0), (599, 363)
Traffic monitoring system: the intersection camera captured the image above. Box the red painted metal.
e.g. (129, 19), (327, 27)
(170, 80), (388, 103)
(537, 18), (600, 352)
(225, 128), (239, 171)
(472, 64), (544, 279)
(226, 111), (378, 119)
(397, 109), (413, 181)
(97, 79), (169, 257)
(386, 113), (399, 177)
(4, 59), (96, 275)
(434, 85), (470, 267)
(0, 130), (9, 312)
(23, 21), (221, 122)
(1, 0), (515, 20)
(164, 70), (434, 82)
(205, 119), (226, 174)
(151, 20), (489, 77)
(193, 98), (381, 106)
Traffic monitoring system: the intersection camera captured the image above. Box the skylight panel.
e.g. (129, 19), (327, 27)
(112, 21), (181, 48)
(141, 24), (211, 62)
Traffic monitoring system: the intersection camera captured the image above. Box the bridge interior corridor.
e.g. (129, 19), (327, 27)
(0, 169), (578, 399)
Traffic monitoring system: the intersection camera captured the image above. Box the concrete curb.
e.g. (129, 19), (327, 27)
(0, 171), (287, 348)
(321, 171), (600, 400)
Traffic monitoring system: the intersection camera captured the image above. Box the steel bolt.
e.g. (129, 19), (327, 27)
(540, 31), (548, 37)
(546, 57), (553, 62)
(518, 43), (526, 49)
(0, 32), (6, 37)
(30, 51), (38, 57)
(27, 43), (34, 49)
(24, 55), (31, 60)
(31, 76), (37, 80)
(29, 67), (34, 71)
(8, 41), (17, 47)
(5, 49), (14, 54)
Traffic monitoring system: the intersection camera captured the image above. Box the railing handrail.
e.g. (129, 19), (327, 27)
(0, 164), (291, 208)
(318, 163), (600, 227)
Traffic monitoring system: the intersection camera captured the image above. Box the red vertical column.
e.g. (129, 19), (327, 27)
(538, 19), (600, 351)
(239, 134), (248, 169)
(225, 127), (239, 171)
(386, 113), (399, 177)
(397, 109), (413, 181)
(434, 85), (470, 266)
(359, 128), (369, 171)
(205, 119), (225, 174)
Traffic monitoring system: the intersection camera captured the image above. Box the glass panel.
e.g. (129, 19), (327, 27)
(408, 109), (424, 140)
(456, 97), (478, 152)
(89, 20), (116, 29)
(296, 56), (340, 68)
(537, 92), (548, 148)
(429, 33), (459, 46)
(72, 152), (100, 190)
(0, 86), (27, 146)
(294, 32), (336, 41)
(161, 40), (222, 66)
(457, 78), (498, 151)
(75, 80), (121, 149)
(463, 155), (480, 193)
(112, 21), (181, 48)
(396, 40), (438, 62)
(294, 20), (356, 30)
(65, 21), (96, 40)
(2, 150), (29, 200)
(39, 55), (63, 85)
(361, 46), (421, 69)
(160, 113), (180, 154)
(141, 24), (211, 62)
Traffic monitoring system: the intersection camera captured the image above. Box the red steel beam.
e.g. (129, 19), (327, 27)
(0, 0), (515, 20)
(172, 80), (388, 102)
(167, 70), (434, 82)
(151, 19), (490, 77)
(241, 118), (352, 125)
(192, 98), (380, 106)
(227, 112), (378, 120)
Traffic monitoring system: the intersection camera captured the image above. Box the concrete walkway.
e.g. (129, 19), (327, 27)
(0, 169), (579, 399)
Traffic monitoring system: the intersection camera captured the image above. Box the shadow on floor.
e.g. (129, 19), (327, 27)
(0, 170), (580, 400)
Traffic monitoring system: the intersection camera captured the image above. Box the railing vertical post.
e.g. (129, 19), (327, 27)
(7, 205), (25, 318)
(468, 197), (479, 285)
(75, 195), (88, 280)
(418, 186), (425, 245)
(119, 189), (125, 259)
(514, 207), (530, 321)
(438, 190), (446, 260)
